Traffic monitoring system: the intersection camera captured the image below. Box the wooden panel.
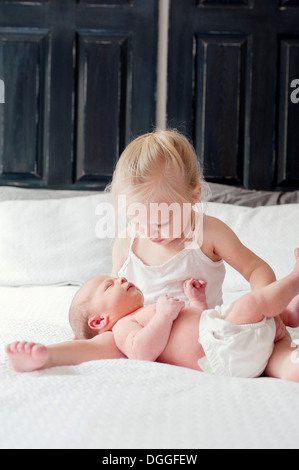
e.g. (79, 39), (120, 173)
(0, 0), (48, 3)
(194, 34), (247, 185)
(0, 0), (158, 190)
(197, 0), (248, 6)
(75, 31), (132, 185)
(0, 79), (4, 103)
(0, 29), (49, 183)
(77, 0), (131, 5)
(280, 0), (299, 6)
(277, 38), (299, 188)
(168, 0), (299, 190)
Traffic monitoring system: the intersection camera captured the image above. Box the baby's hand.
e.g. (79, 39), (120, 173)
(156, 295), (185, 321)
(183, 278), (207, 303)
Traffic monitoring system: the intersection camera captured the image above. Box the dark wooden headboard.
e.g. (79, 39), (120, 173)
(0, 0), (298, 192)
(167, 0), (299, 191)
(0, 0), (158, 191)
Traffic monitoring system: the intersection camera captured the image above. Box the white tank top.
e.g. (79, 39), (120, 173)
(118, 214), (226, 307)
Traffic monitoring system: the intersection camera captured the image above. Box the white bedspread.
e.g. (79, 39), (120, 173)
(0, 194), (298, 449)
(1, 286), (299, 450)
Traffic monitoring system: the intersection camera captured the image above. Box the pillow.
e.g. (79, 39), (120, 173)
(0, 193), (114, 286)
(206, 203), (299, 293)
(1, 192), (298, 289)
(208, 183), (299, 207)
(0, 186), (98, 201)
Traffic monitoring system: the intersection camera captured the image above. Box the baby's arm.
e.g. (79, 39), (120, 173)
(6, 333), (125, 373)
(113, 296), (185, 362)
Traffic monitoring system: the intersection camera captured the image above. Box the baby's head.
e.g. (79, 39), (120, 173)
(69, 276), (144, 340)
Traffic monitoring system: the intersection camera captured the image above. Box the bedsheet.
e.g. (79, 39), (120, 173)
(0, 286), (299, 450)
(0, 191), (298, 449)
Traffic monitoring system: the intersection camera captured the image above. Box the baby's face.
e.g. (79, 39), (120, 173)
(82, 276), (144, 323)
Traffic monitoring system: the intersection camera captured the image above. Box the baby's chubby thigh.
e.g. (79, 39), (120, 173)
(225, 292), (265, 326)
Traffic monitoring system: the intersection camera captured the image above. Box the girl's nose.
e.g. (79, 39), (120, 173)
(119, 277), (127, 285)
(150, 226), (160, 238)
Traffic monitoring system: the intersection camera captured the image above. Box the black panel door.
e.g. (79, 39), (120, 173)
(0, 0), (158, 189)
(167, 0), (299, 190)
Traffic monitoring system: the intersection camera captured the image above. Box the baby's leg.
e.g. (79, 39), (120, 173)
(265, 332), (299, 382)
(183, 279), (208, 311)
(280, 295), (299, 328)
(226, 248), (299, 326)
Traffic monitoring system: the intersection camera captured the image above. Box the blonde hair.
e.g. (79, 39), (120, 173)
(108, 129), (209, 211)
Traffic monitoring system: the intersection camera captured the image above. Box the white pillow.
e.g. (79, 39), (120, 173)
(0, 193), (114, 286)
(0, 186), (97, 201)
(1, 193), (298, 290)
(206, 203), (299, 293)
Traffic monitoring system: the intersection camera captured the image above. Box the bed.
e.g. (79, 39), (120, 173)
(0, 184), (299, 449)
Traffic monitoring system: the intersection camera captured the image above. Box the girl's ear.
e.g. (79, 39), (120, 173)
(88, 315), (109, 332)
(192, 184), (202, 204)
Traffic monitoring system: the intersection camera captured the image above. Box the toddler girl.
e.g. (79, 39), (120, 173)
(109, 129), (299, 378)
(110, 130), (276, 300)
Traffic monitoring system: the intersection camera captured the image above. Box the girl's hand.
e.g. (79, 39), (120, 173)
(156, 295), (185, 321)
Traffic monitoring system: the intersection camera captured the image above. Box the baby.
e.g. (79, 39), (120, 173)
(6, 249), (299, 379)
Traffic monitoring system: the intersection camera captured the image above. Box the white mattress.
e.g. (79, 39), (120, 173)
(0, 191), (299, 449)
(1, 286), (299, 449)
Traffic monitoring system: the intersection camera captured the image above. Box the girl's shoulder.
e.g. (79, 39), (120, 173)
(203, 214), (227, 233)
(203, 214), (240, 243)
(201, 215), (238, 262)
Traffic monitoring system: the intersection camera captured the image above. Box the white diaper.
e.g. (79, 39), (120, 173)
(198, 303), (276, 378)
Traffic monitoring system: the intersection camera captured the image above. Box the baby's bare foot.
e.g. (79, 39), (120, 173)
(6, 341), (48, 373)
(183, 278), (207, 303)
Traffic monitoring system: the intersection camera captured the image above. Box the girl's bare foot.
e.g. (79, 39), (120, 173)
(6, 341), (49, 372)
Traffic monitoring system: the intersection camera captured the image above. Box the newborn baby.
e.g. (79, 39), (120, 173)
(6, 249), (299, 379)
(6, 277), (208, 372)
